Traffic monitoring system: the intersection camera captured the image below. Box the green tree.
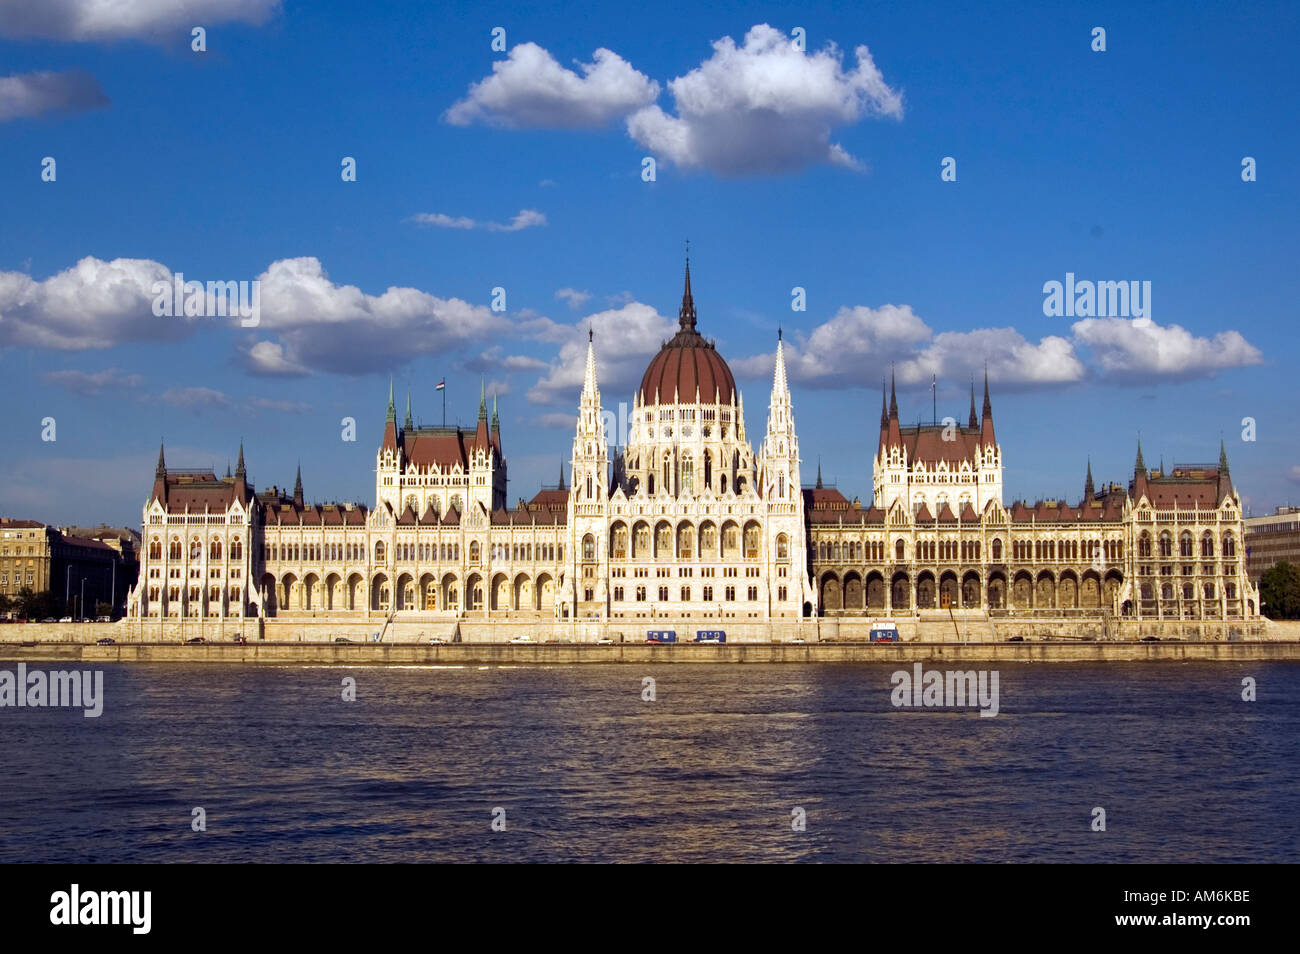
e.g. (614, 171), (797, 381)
(1260, 561), (1300, 619)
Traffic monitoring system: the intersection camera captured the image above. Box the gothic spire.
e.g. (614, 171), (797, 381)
(1219, 438), (1230, 476)
(1135, 439), (1147, 476)
(557, 459), (566, 491)
(477, 378), (487, 422)
(968, 378), (978, 428)
(772, 330), (788, 396)
(491, 392), (500, 431)
(889, 367), (898, 418)
(678, 246), (697, 333)
(582, 328), (599, 397)
(1085, 458), (1095, 499)
(816, 457), (823, 490)
(293, 462), (303, 507)
(404, 391), (413, 431)
(155, 442), (166, 478)
(386, 377), (395, 423)
(982, 365), (992, 416)
(880, 379), (888, 427)
(235, 441), (245, 479)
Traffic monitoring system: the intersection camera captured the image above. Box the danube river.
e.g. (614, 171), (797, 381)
(2, 663), (1296, 862)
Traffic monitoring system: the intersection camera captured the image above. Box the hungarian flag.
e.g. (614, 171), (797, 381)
(435, 380), (445, 390)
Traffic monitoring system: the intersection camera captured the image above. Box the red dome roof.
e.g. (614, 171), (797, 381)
(639, 260), (737, 406)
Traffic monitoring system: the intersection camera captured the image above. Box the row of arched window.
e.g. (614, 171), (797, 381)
(150, 536), (243, 561)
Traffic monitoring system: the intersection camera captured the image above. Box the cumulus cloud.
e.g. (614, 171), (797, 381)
(42, 367), (142, 394)
(0, 69), (108, 122)
(1287, 466), (1300, 485)
(242, 256), (511, 375)
(732, 304), (931, 387)
(445, 42), (659, 128)
(157, 386), (229, 409)
(466, 346), (548, 373)
(409, 208), (546, 232)
(0, 256), (193, 350)
(733, 306), (1257, 392)
(627, 24), (902, 175)
(527, 302), (677, 405)
(555, 287), (592, 309)
(0, 0), (280, 42)
(1071, 317), (1263, 380)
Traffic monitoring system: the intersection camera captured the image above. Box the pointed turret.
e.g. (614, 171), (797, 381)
(1084, 458), (1095, 501)
(980, 367), (996, 447)
(582, 327), (599, 399)
(474, 378), (490, 450)
(382, 379), (399, 453)
(490, 392), (501, 455)
(151, 442), (167, 504)
(885, 369), (902, 449)
(1132, 439), (1149, 499)
(404, 391), (413, 431)
(1218, 439), (1233, 500)
(880, 379), (889, 428)
(816, 458), (823, 490)
(293, 463), (304, 508)
(968, 379), (978, 429)
(225, 462), (232, 479)
(678, 248), (697, 333)
(557, 459), (566, 491)
(233, 441), (247, 501)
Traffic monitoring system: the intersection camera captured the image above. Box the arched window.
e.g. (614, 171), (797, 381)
(230, 536), (242, 560)
(469, 541), (480, 563)
(450, 494), (462, 513)
(612, 525), (628, 559)
(582, 534), (596, 562)
(776, 533), (789, 560)
(149, 537), (162, 560)
(1158, 532), (1172, 558)
(1222, 534), (1236, 557)
(992, 538), (1003, 561)
(210, 538), (223, 560)
(681, 453), (694, 495)
(895, 539), (905, 561)
(375, 541), (386, 563)
(189, 537), (202, 560)
(1201, 532), (1214, 558)
(1179, 532), (1193, 558)
(169, 537), (182, 560)
(1138, 532), (1152, 558)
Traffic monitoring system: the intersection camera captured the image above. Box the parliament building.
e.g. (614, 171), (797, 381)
(126, 262), (1259, 637)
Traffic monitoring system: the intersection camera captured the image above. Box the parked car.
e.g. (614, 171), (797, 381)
(429, 635), (449, 644)
(95, 637), (115, 646)
(1007, 636), (1024, 642)
(232, 636), (247, 644)
(185, 637), (206, 644)
(95, 616), (112, 623)
(58, 616), (73, 623)
(334, 636), (354, 643)
(595, 637), (614, 645)
(509, 635), (536, 644)
(1140, 636), (1161, 642)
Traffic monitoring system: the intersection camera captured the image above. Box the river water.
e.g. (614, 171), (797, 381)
(1, 662), (1296, 862)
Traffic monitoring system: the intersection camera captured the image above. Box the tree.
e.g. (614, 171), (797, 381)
(0, 593), (12, 618)
(1260, 561), (1300, 619)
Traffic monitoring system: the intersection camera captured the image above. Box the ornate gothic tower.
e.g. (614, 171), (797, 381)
(568, 330), (609, 615)
(760, 331), (810, 616)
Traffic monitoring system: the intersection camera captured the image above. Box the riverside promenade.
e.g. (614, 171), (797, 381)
(2, 639), (1298, 665)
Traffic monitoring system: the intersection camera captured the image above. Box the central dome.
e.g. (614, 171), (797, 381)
(639, 260), (737, 406)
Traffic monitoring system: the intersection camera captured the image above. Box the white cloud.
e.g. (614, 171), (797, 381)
(0, 256), (192, 350)
(527, 302), (676, 405)
(0, 0), (280, 42)
(1071, 317), (1263, 380)
(466, 346), (548, 373)
(409, 208), (546, 232)
(42, 367), (142, 394)
(556, 287), (592, 309)
(732, 304), (931, 387)
(445, 42), (659, 128)
(735, 306), (1257, 391)
(1287, 466), (1300, 485)
(626, 24), (903, 175)
(901, 328), (1084, 387)
(243, 256), (511, 375)
(0, 69), (108, 121)
(158, 386), (229, 409)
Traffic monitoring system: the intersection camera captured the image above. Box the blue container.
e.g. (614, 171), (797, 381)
(646, 630), (677, 643)
(694, 630), (726, 643)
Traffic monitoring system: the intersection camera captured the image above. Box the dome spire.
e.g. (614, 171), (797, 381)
(679, 241), (697, 333)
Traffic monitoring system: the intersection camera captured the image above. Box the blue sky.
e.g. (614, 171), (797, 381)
(1, 0), (1297, 526)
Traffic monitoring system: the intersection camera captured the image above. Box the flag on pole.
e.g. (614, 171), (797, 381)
(436, 380), (445, 391)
